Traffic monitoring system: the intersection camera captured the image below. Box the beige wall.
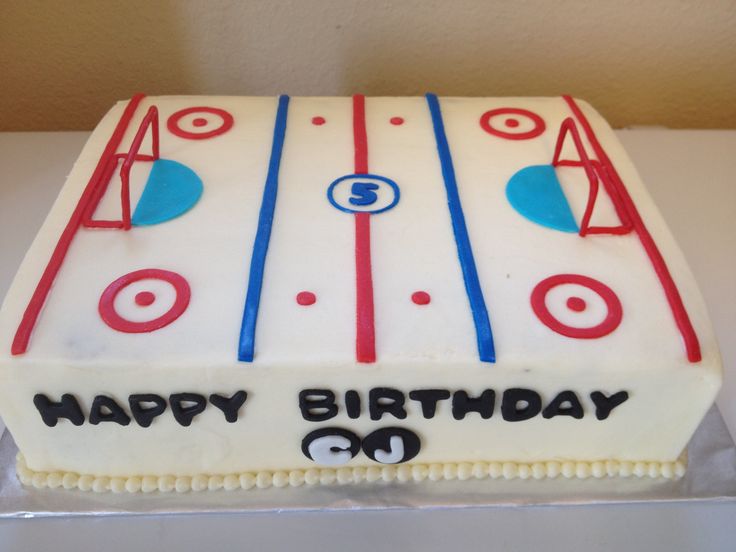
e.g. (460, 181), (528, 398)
(1, 0), (735, 131)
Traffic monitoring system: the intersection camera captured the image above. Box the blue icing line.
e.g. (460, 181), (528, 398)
(238, 95), (290, 362)
(506, 165), (579, 233)
(425, 93), (496, 363)
(131, 159), (203, 226)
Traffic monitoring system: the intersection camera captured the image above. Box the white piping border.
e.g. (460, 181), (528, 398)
(17, 452), (687, 493)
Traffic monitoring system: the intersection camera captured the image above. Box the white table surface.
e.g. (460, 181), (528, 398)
(0, 129), (734, 550)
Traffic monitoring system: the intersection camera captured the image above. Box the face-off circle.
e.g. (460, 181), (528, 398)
(167, 107), (234, 140)
(530, 274), (622, 339)
(480, 108), (546, 140)
(99, 269), (191, 333)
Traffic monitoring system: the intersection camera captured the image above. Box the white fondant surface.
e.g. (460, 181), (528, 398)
(0, 96), (722, 481)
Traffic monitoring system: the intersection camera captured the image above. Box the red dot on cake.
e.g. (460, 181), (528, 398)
(296, 291), (317, 306)
(311, 116), (326, 126)
(390, 117), (405, 125)
(566, 296), (586, 312)
(504, 118), (520, 128)
(411, 291), (431, 305)
(134, 291), (156, 307)
(192, 117), (208, 127)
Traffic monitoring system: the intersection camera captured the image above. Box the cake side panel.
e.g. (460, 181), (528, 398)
(0, 361), (720, 476)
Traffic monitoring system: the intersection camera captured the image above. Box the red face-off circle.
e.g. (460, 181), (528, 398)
(530, 274), (622, 339)
(167, 107), (234, 140)
(99, 269), (191, 333)
(480, 108), (546, 140)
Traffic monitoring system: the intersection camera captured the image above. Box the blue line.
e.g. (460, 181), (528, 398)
(425, 93), (495, 362)
(238, 95), (290, 362)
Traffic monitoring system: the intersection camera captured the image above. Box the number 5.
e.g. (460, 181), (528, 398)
(349, 182), (380, 206)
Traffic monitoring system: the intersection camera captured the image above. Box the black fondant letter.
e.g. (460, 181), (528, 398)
(33, 393), (84, 427)
(129, 394), (167, 428)
(409, 389), (451, 419)
(89, 395), (131, 426)
(542, 390), (584, 419)
(452, 390), (495, 420)
(299, 389), (338, 422)
(501, 388), (542, 422)
(345, 390), (361, 419)
(369, 388), (407, 420)
(209, 391), (248, 423)
(169, 393), (207, 427)
(590, 391), (629, 420)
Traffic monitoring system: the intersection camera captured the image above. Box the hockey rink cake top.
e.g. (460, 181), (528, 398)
(0, 94), (721, 372)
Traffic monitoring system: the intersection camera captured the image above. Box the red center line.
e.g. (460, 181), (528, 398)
(352, 94), (376, 363)
(562, 95), (701, 363)
(353, 94), (369, 174)
(11, 94), (146, 355)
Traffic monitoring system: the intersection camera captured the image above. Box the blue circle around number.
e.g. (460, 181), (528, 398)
(327, 173), (400, 215)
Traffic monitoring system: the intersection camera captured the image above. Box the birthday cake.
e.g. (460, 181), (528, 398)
(0, 95), (722, 492)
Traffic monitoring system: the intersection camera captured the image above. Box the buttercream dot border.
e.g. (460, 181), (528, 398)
(17, 452), (687, 493)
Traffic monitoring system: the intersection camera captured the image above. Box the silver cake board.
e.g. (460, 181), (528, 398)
(0, 406), (734, 519)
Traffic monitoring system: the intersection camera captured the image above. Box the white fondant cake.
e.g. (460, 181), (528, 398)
(0, 95), (722, 491)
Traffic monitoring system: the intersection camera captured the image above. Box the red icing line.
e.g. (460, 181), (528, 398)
(531, 274), (622, 339)
(82, 109), (160, 229)
(11, 94), (146, 355)
(552, 117), (603, 236)
(296, 291), (316, 306)
(411, 291), (431, 305)
(355, 212), (375, 363)
(552, 119), (632, 236)
(555, 159), (632, 235)
(562, 96), (701, 362)
(351, 94), (376, 363)
(82, 154), (121, 226)
(99, 269), (190, 333)
(120, 106), (159, 230)
(352, 95), (369, 174)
